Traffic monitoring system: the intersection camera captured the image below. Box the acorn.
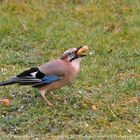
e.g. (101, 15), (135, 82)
(0, 99), (10, 106)
(76, 46), (89, 55)
(91, 104), (97, 112)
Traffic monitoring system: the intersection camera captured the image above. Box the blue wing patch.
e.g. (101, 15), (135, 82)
(32, 75), (62, 88)
(42, 75), (62, 84)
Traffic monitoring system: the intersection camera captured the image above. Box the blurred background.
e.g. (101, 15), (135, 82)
(0, 0), (140, 138)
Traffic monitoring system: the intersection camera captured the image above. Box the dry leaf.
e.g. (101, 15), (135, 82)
(128, 96), (140, 104)
(0, 99), (10, 106)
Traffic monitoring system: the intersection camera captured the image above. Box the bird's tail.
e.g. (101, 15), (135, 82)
(0, 77), (42, 87)
(0, 80), (16, 86)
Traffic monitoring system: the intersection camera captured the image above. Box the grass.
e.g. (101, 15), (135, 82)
(0, 0), (140, 139)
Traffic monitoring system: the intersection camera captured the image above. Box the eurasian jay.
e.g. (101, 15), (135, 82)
(0, 46), (88, 106)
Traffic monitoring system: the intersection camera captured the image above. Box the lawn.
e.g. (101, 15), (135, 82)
(0, 0), (140, 139)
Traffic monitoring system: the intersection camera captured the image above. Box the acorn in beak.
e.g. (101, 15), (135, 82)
(61, 46), (89, 62)
(75, 45), (89, 57)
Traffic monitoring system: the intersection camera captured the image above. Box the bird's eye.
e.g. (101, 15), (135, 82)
(67, 51), (73, 56)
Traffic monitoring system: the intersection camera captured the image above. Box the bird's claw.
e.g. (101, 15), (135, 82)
(46, 102), (53, 107)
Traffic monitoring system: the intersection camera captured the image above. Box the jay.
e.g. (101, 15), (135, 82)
(0, 46), (88, 106)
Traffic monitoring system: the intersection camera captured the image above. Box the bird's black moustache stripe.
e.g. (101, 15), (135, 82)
(70, 55), (86, 62)
(70, 56), (78, 62)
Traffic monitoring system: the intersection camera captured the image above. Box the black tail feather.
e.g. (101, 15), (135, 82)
(0, 77), (42, 87)
(0, 81), (16, 86)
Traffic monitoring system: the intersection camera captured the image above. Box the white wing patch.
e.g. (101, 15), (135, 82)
(31, 71), (38, 77)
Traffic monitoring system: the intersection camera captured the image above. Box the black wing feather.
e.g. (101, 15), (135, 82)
(0, 67), (62, 88)
(17, 67), (45, 79)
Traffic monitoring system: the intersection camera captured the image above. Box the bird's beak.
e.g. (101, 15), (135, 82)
(75, 46), (89, 57)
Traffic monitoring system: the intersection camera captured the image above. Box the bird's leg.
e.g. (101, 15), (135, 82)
(39, 89), (53, 106)
(49, 91), (61, 100)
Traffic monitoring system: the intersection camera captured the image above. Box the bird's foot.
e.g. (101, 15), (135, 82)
(50, 92), (61, 100)
(46, 101), (53, 107)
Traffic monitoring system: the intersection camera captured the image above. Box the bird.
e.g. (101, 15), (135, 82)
(0, 46), (88, 106)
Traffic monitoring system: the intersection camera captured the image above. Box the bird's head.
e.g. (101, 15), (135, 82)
(61, 46), (89, 62)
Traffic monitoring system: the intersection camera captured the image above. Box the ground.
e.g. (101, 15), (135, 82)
(0, 0), (140, 139)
